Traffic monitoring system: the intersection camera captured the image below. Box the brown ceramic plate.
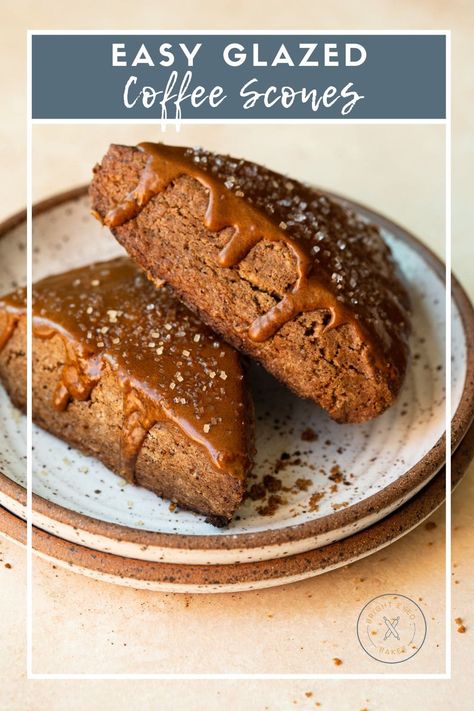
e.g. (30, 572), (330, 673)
(1, 415), (472, 592)
(0, 187), (473, 566)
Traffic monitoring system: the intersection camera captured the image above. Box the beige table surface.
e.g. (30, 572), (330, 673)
(1, 1), (473, 709)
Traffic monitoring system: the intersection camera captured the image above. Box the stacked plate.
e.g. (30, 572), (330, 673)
(0, 190), (473, 592)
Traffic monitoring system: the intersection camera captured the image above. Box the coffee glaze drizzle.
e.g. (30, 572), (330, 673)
(101, 143), (410, 373)
(0, 258), (249, 482)
(0, 285), (27, 351)
(103, 143), (353, 344)
(0, 311), (21, 352)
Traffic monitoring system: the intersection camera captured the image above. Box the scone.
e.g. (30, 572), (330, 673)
(90, 143), (411, 423)
(0, 257), (255, 525)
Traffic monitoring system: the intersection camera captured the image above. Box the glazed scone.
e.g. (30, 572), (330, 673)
(90, 143), (411, 423)
(0, 257), (255, 525)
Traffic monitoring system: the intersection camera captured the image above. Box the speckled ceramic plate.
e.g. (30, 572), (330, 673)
(1, 419), (472, 592)
(0, 187), (473, 566)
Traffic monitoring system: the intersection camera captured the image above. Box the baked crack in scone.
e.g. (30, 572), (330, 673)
(0, 257), (255, 525)
(90, 143), (411, 423)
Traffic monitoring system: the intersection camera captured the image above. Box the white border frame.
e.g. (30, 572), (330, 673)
(25, 28), (451, 681)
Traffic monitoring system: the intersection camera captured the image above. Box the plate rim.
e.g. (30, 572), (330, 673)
(1, 416), (473, 591)
(0, 184), (473, 552)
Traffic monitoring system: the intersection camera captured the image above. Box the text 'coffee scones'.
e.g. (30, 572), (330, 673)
(90, 143), (411, 422)
(0, 257), (255, 525)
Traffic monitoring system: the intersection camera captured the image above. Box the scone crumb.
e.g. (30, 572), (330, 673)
(309, 491), (325, 511)
(257, 494), (286, 516)
(294, 478), (312, 492)
(301, 427), (318, 442)
(455, 617), (467, 633)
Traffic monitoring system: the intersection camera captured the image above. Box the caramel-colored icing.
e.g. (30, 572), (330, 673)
(0, 258), (250, 482)
(100, 143), (411, 374)
(0, 311), (20, 352)
(0, 283), (26, 350)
